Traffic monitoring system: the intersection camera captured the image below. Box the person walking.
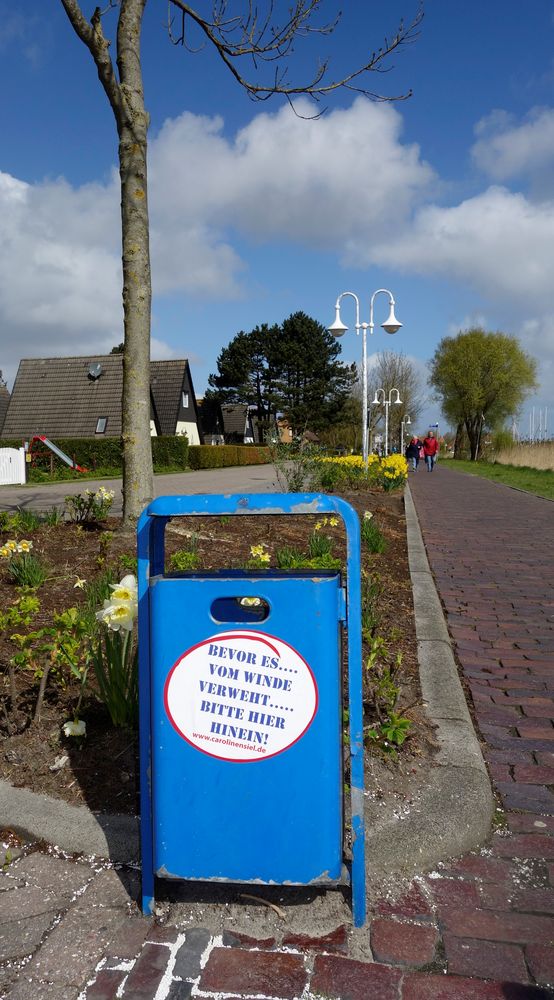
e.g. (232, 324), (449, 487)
(422, 430), (439, 472)
(405, 436), (421, 472)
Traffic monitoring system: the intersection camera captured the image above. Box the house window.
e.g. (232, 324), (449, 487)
(96, 417), (108, 434)
(182, 391), (189, 408)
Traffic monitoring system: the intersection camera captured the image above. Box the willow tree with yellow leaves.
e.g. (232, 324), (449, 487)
(60, 0), (422, 523)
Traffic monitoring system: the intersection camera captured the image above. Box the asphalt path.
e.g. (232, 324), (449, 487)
(0, 464), (281, 515)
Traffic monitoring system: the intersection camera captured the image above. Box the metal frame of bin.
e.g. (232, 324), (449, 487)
(137, 492), (366, 926)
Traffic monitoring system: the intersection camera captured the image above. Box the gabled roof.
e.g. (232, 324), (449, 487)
(1, 355), (196, 439)
(0, 383), (10, 434)
(150, 360), (190, 436)
(220, 404), (249, 438)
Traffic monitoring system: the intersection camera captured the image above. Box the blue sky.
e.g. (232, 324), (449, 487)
(1, 1), (553, 437)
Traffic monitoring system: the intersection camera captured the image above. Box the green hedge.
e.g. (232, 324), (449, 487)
(188, 445), (270, 470)
(2, 435), (189, 471)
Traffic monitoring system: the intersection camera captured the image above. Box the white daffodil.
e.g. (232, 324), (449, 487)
(16, 540), (33, 553)
(73, 577), (86, 589)
(96, 600), (135, 632)
(63, 719), (86, 737)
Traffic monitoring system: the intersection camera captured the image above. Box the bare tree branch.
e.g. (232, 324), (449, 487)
(166, 0), (423, 110)
(60, 0), (125, 122)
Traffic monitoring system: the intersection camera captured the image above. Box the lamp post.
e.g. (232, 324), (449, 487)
(328, 289), (402, 467)
(372, 387), (402, 456)
(400, 414), (411, 455)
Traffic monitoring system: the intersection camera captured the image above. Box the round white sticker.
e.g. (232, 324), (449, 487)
(164, 630), (318, 762)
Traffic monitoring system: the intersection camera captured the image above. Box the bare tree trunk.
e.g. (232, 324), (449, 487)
(61, 0), (154, 526)
(117, 1), (154, 523)
(453, 421), (465, 459)
(465, 417), (480, 461)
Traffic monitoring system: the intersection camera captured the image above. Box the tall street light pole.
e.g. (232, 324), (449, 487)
(328, 289), (402, 468)
(401, 414), (411, 454)
(372, 387), (403, 456)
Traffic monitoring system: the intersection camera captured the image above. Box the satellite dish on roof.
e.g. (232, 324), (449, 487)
(88, 362), (103, 380)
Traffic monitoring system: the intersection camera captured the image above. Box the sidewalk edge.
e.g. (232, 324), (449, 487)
(363, 485), (494, 880)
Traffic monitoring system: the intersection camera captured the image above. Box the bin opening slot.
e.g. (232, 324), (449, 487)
(211, 596), (270, 623)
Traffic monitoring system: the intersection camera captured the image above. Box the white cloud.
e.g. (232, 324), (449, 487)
(1, 96), (554, 392)
(471, 107), (554, 191)
(0, 99), (435, 385)
(149, 97), (435, 251)
(373, 186), (554, 309)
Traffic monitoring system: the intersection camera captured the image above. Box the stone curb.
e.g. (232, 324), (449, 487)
(1, 485), (493, 881)
(362, 485), (493, 881)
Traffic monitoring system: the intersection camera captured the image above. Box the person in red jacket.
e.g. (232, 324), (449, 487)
(422, 430), (439, 472)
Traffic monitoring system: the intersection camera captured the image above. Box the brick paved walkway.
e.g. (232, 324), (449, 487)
(2, 465), (553, 998)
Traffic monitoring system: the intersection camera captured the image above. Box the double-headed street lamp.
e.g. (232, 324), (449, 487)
(372, 387), (402, 457)
(400, 414), (411, 455)
(328, 289), (402, 467)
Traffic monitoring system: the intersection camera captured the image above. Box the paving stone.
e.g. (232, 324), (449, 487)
(426, 877), (479, 915)
(121, 941), (169, 998)
(146, 923), (180, 943)
(85, 968), (127, 999)
(22, 905), (129, 986)
(438, 906), (553, 945)
(442, 933), (529, 983)
(74, 867), (140, 909)
(281, 925), (348, 954)
(0, 886), (71, 923)
(513, 764), (554, 784)
(507, 815), (554, 835)
(310, 954), (401, 1000)
(442, 854), (513, 883)
(9, 854), (90, 896)
(516, 724), (554, 740)
(166, 982), (193, 999)
(104, 918), (152, 958)
(370, 919), (438, 967)
(492, 834), (554, 860)
(7, 981), (81, 999)
(0, 911), (57, 963)
(496, 782), (554, 814)
(511, 886), (554, 913)
(200, 947), (307, 998)
(173, 927), (211, 978)
(402, 972), (535, 999)
(525, 944), (554, 988)
(222, 931), (276, 949)
(374, 883), (433, 921)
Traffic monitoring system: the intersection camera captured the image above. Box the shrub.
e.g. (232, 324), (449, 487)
(152, 435), (189, 470)
(188, 445), (270, 470)
(65, 486), (114, 524)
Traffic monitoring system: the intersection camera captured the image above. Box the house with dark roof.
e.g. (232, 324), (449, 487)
(220, 404), (262, 444)
(0, 375), (10, 434)
(1, 356), (203, 444)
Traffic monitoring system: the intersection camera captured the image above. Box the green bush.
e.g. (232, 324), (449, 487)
(188, 445), (270, 470)
(8, 435), (189, 474)
(152, 436), (189, 470)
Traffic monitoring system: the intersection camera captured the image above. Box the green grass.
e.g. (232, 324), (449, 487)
(447, 459), (554, 500)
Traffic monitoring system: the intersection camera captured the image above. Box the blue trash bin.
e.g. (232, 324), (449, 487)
(137, 493), (366, 925)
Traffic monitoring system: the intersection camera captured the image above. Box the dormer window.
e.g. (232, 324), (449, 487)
(96, 417), (107, 434)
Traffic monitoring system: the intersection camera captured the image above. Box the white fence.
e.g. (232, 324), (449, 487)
(0, 447), (26, 486)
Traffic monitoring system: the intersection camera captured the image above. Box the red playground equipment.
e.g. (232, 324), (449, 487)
(28, 436), (88, 473)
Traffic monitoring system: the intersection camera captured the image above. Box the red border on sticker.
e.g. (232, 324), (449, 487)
(163, 630), (319, 762)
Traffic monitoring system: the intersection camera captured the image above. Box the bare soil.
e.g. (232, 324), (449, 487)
(0, 490), (436, 819)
